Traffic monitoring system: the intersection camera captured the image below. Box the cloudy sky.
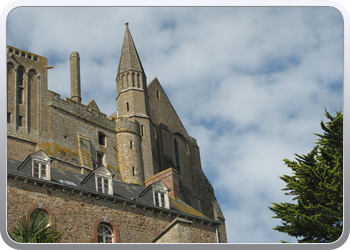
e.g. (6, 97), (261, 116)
(6, 6), (343, 243)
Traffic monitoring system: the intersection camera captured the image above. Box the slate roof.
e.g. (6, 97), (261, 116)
(7, 158), (219, 225)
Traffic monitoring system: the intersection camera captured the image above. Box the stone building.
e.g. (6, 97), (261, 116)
(6, 23), (227, 243)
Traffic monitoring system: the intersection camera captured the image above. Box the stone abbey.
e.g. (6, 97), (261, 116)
(6, 23), (227, 243)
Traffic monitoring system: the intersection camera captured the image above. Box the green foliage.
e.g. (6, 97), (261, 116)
(9, 209), (63, 243)
(269, 110), (343, 243)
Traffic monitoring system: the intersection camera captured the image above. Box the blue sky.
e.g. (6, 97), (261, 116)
(6, 6), (344, 243)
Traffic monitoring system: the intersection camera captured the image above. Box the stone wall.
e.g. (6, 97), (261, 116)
(7, 178), (217, 243)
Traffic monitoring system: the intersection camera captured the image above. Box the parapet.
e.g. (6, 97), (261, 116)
(48, 91), (115, 131)
(115, 117), (141, 136)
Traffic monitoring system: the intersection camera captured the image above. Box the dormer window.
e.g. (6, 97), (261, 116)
(151, 181), (170, 209)
(32, 159), (50, 180)
(95, 174), (113, 195)
(154, 190), (167, 208)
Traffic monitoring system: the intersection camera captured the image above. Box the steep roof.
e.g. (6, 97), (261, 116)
(117, 23), (145, 77)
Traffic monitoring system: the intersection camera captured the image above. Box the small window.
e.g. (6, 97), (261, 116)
(132, 166), (135, 176)
(32, 160), (49, 180)
(141, 125), (144, 137)
(126, 102), (129, 112)
(98, 132), (106, 146)
(97, 224), (114, 243)
(157, 90), (160, 99)
(97, 177), (109, 193)
(130, 140), (133, 149)
(18, 116), (23, 127)
(7, 113), (11, 123)
(95, 175), (112, 195)
(97, 152), (104, 168)
(154, 190), (169, 208)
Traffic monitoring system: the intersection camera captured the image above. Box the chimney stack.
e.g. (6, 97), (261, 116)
(70, 51), (82, 103)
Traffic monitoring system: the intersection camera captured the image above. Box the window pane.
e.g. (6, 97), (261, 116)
(41, 164), (46, 179)
(98, 235), (103, 243)
(155, 192), (159, 206)
(160, 193), (165, 207)
(104, 179), (109, 193)
(106, 237), (113, 243)
(97, 177), (102, 192)
(33, 162), (39, 177)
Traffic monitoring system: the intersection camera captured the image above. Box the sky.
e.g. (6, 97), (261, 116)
(6, 6), (344, 243)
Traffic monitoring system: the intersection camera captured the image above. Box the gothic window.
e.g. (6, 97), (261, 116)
(97, 224), (114, 243)
(18, 88), (23, 104)
(174, 139), (180, 167)
(32, 159), (50, 180)
(17, 68), (24, 104)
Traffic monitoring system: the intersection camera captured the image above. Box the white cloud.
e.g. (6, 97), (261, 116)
(7, 6), (343, 243)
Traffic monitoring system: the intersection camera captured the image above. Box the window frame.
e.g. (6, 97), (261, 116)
(96, 152), (104, 168)
(95, 174), (113, 195)
(97, 223), (114, 243)
(153, 188), (170, 209)
(31, 159), (50, 180)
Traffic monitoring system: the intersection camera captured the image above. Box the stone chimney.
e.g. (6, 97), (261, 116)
(70, 51), (81, 103)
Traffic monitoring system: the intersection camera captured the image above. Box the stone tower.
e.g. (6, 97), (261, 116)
(115, 117), (145, 185)
(116, 23), (158, 180)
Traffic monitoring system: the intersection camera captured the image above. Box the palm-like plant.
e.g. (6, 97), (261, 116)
(9, 209), (62, 243)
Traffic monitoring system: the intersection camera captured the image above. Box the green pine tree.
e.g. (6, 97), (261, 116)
(269, 110), (343, 243)
(9, 209), (63, 243)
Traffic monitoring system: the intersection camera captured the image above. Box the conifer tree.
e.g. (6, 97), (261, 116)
(269, 110), (343, 243)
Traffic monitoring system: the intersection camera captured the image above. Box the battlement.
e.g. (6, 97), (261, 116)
(7, 45), (47, 65)
(48, 90), (115, 132)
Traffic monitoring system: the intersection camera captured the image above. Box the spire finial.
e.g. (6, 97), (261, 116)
(125, 22), (129, 26)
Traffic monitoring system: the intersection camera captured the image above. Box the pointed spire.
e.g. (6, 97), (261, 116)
(117, 23), (145, 77)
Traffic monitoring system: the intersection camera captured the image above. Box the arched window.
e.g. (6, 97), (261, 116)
(97, 223), (114, 243)
(92, 219), (120, 243)
(17, 68), (24, 104)
(174, 138), (180, 172)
